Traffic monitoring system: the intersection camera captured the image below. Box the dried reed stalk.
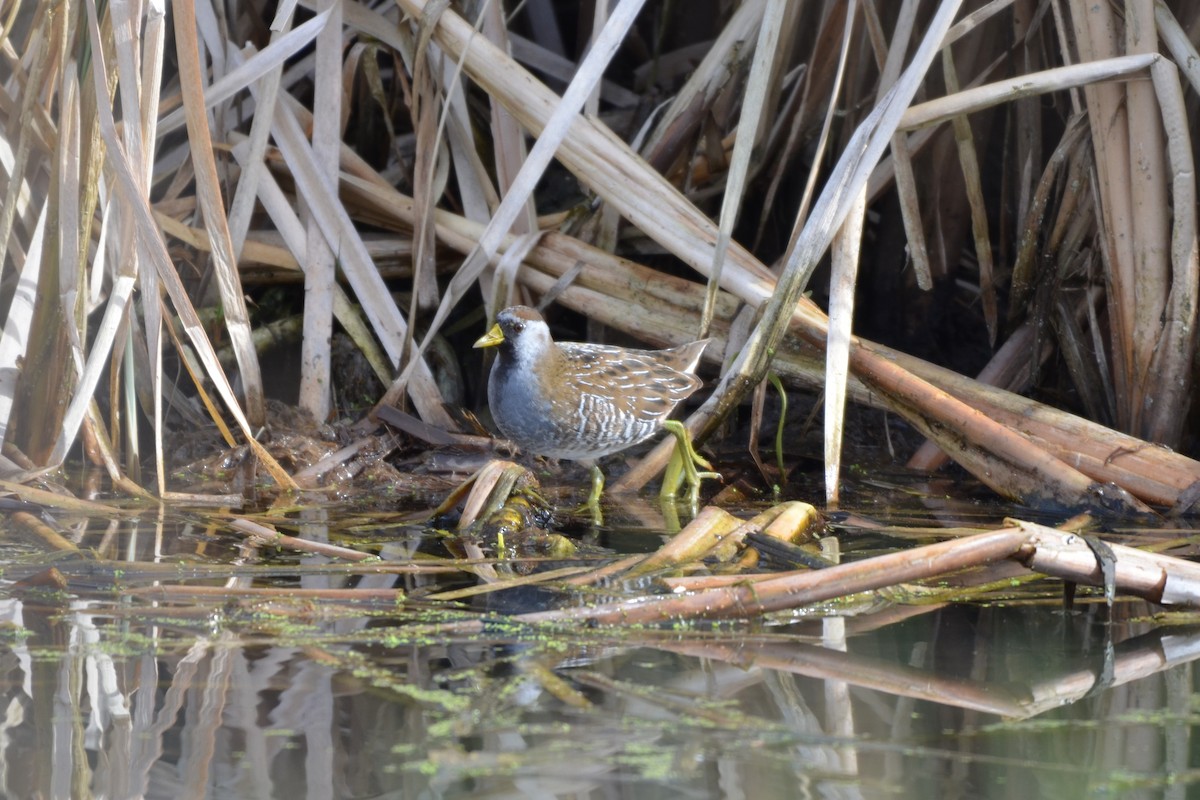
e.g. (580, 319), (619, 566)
(517, 521), (1200, 624)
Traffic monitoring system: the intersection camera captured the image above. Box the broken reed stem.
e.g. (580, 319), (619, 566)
(11, 511), (79, 551)
(515, 523), (1200, 625)
(227, 517), (376, 561)
(517, 529), (1032, 625)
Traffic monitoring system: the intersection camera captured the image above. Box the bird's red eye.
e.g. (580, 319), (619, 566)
(511, 322), (524, 333)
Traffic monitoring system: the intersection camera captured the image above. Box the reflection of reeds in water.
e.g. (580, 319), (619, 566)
(5, 539), (1199, 797)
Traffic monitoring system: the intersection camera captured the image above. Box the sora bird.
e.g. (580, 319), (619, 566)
(473, 305), (718, 516)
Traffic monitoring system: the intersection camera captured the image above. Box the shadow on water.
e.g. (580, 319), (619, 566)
(1, 474), (1199, 799)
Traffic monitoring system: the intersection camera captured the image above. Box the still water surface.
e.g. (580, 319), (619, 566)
(0, 491), (1196, 799)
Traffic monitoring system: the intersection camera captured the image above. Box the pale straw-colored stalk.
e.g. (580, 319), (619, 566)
(172, 0), (265, 425)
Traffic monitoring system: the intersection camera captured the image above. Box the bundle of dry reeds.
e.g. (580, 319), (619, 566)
(2, 0), (1199, 511)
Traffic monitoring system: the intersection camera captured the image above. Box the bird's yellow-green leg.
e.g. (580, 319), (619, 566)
(660, 420), (721, 508)
(584, 464), (606, 526)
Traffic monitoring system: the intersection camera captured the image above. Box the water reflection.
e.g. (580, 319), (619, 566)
(0, 585), (1196, 799)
